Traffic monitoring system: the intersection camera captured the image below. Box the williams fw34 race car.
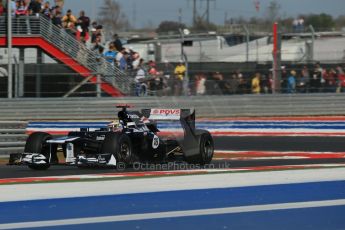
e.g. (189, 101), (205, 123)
(9, 105), (214, 170)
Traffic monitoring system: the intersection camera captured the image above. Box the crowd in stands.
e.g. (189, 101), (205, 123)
(191, 63), (345, 96)
(279, 64), (345, 94)
(0, 0), (192, 96)
(133, 60), (188, 96)
(2, 1), (345, 97)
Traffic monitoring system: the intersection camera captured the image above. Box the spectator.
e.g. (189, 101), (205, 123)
(135, 58), (147, 96)
(115, 47), (124, 67)
(62, 9), (77, 35)
(161, 59), (173, 95)
(300, 66), (310, 92)
(174, 60), (186, 96)
(91, 34), (103, 52)
(95, 24), (104, 44)
(95, 45), (105, 62)
(280, 67), (288, 93)
(161, 59), (172, 78)
(152, 72), (164, 96)
(287, 70), (296, 93)
(268, 73), (274, 93)
(260, 74), (271, 94)
(51, 10), (62, 28)
(118, 48), (128, 71)
(211, 72), (226, 95)
(51, 4), (61, 16)
(91, 21), (98, 30)
(148, 60), (158, 76)
(310, 63), (322, 93)
(323, 68), (337, 93)
(15, 0), (28, 16)
(251, 73), (261, 94)
(15, 0), (30, 34)
(296, 71), (308, 93)
(221, 73), (237, 95)
(336, 66), (345, 93)
(0, 1), (5, 16)
(10, 0), (16, 16)
(237, 73), (248, 94)
(125, 47), (135, 70)
(41, 1), (52, 18)
(90, 21), (101, 42)
(28, 0), (42, 16)
(91, 27), (98, 44)
(195, 73), (206, 95)
(77, 10), (90, 42)
(111, 34), (123, 52)
(131, 52), (141, 70)
(103, 43), (117, 65)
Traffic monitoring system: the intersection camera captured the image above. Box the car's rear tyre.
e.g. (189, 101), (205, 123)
(25, 132), (52, 170)
(101, 133), (135, 168)
(185, 130), (214, 165)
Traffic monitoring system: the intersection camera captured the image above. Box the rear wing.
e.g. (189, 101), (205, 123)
(141, 108), (196, 135)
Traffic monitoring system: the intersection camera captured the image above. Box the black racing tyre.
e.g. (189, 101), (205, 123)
(101, 133), (134, 167)
(24, 132), (52, 170)
(185, 130), (214, 165)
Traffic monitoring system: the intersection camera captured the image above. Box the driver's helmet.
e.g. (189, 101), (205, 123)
(108, 119), (122, 131)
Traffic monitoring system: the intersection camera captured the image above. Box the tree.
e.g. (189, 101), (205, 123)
(156, 21), (186, 34)
(303, 13), (335, 31)
(266, 0), (281, 23)
(335, 15), (345, 30)
(192, 16), (217, 32)
(97, 0), (129, 39)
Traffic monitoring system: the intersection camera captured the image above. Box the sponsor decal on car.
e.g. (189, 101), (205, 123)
(96, 135), (105, 141)
(150, 109), (181, 120)
(152, 135), (160, 149)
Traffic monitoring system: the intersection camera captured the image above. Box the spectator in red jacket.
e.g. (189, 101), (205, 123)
(15, 0), (29, 16)
(323, 68), (337, 93)
(336, 66), (345, 92)
(0, 1), (6, 16)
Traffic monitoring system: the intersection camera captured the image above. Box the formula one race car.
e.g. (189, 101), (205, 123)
(9, 105), (214, 170)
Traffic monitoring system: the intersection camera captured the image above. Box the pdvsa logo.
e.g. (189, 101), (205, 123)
(159, 109), (181, 116)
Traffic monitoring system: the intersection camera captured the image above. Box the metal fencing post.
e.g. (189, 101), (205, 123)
(242, 25), (250, 62)
(179, 28), (189, 96)
(96, 72), (101, 98)
(272, 22), (282, 94)
(13, 55), (18, 97)
(18, 60), (24, 97)
(309, 25), (315, 62)
(7, 0), (13, 98)
(36, 49), (42, 97)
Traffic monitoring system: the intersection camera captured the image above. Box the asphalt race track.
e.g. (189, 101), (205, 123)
(1, 136), (345, 179)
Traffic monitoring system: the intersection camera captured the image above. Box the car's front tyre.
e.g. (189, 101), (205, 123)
(101, 133), (135, 168)
(24, 132), (53, 170)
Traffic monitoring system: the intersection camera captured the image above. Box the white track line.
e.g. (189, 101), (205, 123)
(1, 168), (345, 202)
(1, 199), (345, 229)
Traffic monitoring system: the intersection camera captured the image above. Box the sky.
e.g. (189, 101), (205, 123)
(63, 0), (345, 28)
